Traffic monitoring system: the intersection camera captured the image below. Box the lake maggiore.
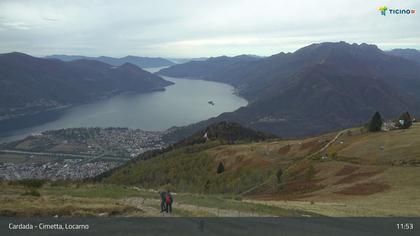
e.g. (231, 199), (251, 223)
(0, 76), (247, 143)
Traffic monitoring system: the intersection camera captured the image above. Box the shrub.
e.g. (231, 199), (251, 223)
(276, 169), (283, 184)
(234, 196), (242, 201)
(216, 162), (225, 174)
(204, 180), (211, 194)
(21, 189), (41, 197)
(17, 179), (46, 189)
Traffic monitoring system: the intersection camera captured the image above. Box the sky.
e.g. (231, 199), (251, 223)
(0, 0), (419, 57)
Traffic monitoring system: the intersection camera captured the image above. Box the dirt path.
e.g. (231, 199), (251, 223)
(119, 197), (164, 216)
(120, 197), (273, 217)
(175, 203), (274, 217)
(310, 129), (348, 157)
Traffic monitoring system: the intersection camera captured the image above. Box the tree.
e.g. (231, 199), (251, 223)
(397, 112), (413, 129)
(368, 111), (383, 132)
(276, 169), (283, 184)
(216, 162), (225, 174)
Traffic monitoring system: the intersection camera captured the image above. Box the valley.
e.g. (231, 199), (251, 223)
(1, 42), (420, 219)
(2, 1), (420, 234)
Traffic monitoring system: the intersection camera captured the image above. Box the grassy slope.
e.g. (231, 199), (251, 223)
(104, 123), (420, 216)
(0, 183), (144, 217)
(251, 123), (420, 216)
(2, 124), (419, 217)
(103, 130), (335, 193)
(0, 182), (314, 217)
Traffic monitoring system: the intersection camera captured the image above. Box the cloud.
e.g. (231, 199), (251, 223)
(42, 17), (59, 22)
(0, 0), (419, 57)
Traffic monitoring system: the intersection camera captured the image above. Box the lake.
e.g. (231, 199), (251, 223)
(0, 76), (247, 143)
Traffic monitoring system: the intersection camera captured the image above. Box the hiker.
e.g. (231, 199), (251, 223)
(165, 191), (173, 213)
(159, 191), (167, 213)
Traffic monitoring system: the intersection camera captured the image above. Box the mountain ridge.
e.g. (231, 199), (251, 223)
(159, 42), (420, 140)
(45, 54), (175, 68)
(386, 48), (420, 64)
(0, 52), (173, 121)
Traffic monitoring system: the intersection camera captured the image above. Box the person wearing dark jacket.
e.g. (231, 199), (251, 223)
(165, 191), (173, 213)
(159, 191), (167, 213)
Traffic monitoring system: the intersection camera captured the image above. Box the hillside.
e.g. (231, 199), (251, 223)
(0, 52), (173, 120)
(387, 48), (420, 64)
(96, 122), (276, 179)
(174, 121), (277, 147)
(157, 55), (261, 88)
(103, 122), (420, 216)
(45, 55), (175, 68)
(160, 42), (420, 139)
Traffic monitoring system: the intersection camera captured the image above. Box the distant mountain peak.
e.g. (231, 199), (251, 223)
(1, 51), (33, 59)
(118, 62), (140, 69)
(44, 55), (175, 68)
(295, 41), (382, 56)
(386, 48), (420, 64)
(3, 51), (28, 56)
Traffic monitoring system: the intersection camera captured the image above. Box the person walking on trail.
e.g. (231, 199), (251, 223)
(159, 191), (167, 213)
(165, 191), (173, 213)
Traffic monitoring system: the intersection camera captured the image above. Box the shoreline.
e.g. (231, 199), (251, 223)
(0, 77), (247, 144)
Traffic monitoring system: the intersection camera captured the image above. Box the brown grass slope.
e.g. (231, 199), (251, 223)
(105, 123), (420, 216)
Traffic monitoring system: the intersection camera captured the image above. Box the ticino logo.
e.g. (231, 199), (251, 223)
(379, 6), (416, 16)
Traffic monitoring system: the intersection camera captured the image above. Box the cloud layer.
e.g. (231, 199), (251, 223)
(0, 0), (419, 57)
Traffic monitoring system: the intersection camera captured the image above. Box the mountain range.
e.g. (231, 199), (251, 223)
(45, 55), (175, 68)
(160, 42), (420, 140)
(386, 48), (420, 64)
(0, 52), (173, 120)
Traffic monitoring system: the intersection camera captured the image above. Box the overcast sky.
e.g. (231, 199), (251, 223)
(0, 0), (419, 57)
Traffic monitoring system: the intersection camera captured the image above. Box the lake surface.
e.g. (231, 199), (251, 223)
(0, 76), (247, 143)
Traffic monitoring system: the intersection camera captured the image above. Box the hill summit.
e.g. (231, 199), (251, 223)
(174, 121), (277, 147)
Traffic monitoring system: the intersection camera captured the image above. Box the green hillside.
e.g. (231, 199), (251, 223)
(102, 122), (420, 216)
(101, 121), (277, 192)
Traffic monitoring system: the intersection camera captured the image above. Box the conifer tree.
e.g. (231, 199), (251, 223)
(368, 111), (383, 132)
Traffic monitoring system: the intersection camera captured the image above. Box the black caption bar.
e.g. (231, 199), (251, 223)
(1, 217), (419, 236)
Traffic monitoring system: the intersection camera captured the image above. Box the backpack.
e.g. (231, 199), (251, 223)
(165, 194), (171, 204)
